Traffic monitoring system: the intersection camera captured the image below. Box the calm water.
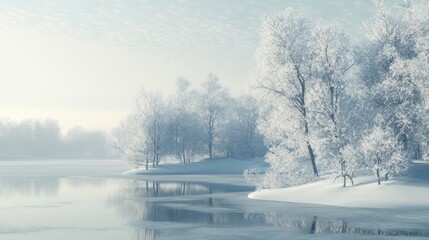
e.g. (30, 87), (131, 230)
(0, 160), (428, 240)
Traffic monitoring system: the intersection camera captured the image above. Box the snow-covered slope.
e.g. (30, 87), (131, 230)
(249, 162), (429, 209)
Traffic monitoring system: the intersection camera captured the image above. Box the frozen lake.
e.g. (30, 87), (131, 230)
(0, 159), (428, 240)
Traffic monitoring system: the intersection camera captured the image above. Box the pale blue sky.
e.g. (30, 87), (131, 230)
(0, 0), (378, 132)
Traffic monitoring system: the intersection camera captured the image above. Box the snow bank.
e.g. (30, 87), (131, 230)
(249, 162), (429, 209)
(124, 157), (267, 175)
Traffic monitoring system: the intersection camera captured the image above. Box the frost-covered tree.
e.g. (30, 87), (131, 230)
(308, 23), (356, 186)
(357, 0), (429, 160)
(111, 90), (168, 169)
(234, 95), (266, 157)
(360, 121), (409, 185)
(110, 115), (151, 169)
(112, 75), (266, 167)
(166, 78), (205, 163)
(218, 96), (265, 158)
(334, 143), (361, 186)
(253, 9), (319, 180)
(198, 73), (229, 159)
(135, 89), (167, 167)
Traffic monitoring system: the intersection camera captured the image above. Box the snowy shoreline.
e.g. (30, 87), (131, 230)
(123, 157), (267, 175)
(123, 157), (429, 209)
(249, 162), (429, 209)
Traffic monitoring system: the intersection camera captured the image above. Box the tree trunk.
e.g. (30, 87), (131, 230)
(208, 128), (213, 159)
(209, 142), (213, 159)
(343, 175), (346, 187)
(376, 169), (381, 185)
(415, 144), (421, 160)
(295, 65), (318, 177)
(303, 112), (318, 177)
(340, 158), (348, 187)
(307, 143), (318, 177)
(385, 172), (390, 181)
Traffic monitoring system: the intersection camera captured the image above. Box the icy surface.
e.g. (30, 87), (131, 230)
(1, 159), (428, 239)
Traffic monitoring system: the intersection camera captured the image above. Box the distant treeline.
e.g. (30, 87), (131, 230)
(0, 119), (109, 159)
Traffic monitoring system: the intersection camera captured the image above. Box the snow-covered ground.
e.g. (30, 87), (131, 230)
(124, 157), (267, 175)
(249, 162), (429, 209)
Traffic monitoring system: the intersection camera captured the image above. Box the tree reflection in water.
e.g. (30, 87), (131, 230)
(108, 180), (429, 239)
(113, 180), (251, 198)
(131, 227), (161, 240)
(260, 213), (429, 236)
(0, 178), (60, 197)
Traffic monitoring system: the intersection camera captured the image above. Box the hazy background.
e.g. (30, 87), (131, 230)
(0, 0), (378, 133)
(0, 119), (108, 159)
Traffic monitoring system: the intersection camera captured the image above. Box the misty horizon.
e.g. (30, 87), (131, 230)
(0, 118), (109, 159)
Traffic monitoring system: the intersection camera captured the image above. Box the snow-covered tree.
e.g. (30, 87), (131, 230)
(357, 0), (429, 160)
(360, 121), (409, 185)
(110, 115), (151, 169)
(253, 9), (319, 180)
(135, 89), (167, 167)
(218, 95), (265, 158)
(235, 95), (266, 157)
(166, 78), (205, 163)
(308, 22), (356, 186)
(112, 75), (267, 168)
(198, 73), (229, 159)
